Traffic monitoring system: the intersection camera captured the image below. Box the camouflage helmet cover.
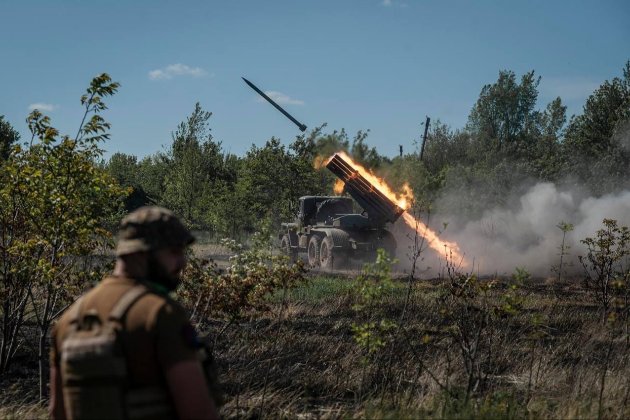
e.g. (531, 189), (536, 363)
(115, 206), (195, 256)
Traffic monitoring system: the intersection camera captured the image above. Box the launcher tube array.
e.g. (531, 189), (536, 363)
(326, 154), (404, 225)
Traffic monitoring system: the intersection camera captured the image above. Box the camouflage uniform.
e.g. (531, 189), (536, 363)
(50, 206), (215, 419)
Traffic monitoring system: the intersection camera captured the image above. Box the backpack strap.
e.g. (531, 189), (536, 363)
(109, 284), (149, 323)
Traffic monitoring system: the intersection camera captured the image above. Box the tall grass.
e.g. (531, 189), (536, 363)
(211, 274), (630, 418)
(4, 274), (630, 418)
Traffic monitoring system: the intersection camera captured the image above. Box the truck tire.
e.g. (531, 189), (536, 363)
(280, 234), (296, 262)
(319, 236), (335, 270)
(307, 236), (321, 267)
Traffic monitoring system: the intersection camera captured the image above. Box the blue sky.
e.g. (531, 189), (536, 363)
(1, 0), (628, 159)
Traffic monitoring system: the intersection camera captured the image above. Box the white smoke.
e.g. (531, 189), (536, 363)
(438, 183), (630, 276)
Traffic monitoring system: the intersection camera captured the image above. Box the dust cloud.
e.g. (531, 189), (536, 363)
(394, 183), (630, 277)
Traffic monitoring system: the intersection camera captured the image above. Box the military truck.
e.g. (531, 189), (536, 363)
(279, 153), (405, 269)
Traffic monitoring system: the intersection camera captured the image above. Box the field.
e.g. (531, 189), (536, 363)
(3, 260), (630, 419)
(12, 274), (626, 419)
(209, 274), (630, 419)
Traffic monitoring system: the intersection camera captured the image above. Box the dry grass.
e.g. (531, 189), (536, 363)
(3, 274), (630, 419)
(212, 275), (630, 419)
(0, 379), (47, 419)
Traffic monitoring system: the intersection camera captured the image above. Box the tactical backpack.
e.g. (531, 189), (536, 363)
(60, 285), (165, 420)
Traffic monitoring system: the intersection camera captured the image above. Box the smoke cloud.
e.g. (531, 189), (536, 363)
(395, 183), (630, 277)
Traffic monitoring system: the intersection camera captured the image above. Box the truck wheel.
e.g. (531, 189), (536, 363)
(280, 234), (296, 262)
(319, 236), (335, 270)
(307, 236), (321, 267)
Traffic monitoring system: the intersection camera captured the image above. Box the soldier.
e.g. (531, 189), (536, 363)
(49, 206), (220, 419)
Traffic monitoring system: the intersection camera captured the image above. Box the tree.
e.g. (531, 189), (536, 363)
(433, 70), (570, 218)
(136, 152), (170, 203)
(162, 102), (225, 229)
(236, 138), (295, 229)
(563, 61), (630, 192)
(107, 152), (138, 185)
(106, 152), (150, 211)
(206, 153), (244, 237)
(541, 97), (567, 139)
(527, 97), (566, 180)
(468, 70), (541, 152)
(350, 129), (385, 169)
(232, 131), (328, 233)
(0, 115), (20, 161)
(289, 124), (330, 198)
(579, 219), (630, 318)
(0, 74), (126, 399)
(312, 127), (350, 159)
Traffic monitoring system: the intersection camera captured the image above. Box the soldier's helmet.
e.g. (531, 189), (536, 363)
(115, 206), (195, 256)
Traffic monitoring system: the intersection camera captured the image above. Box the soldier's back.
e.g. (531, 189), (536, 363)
(52, 275), (198, 419)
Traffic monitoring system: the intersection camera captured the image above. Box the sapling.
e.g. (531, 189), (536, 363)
(553, 221), (574, 297)
(579, 219), (630, 319)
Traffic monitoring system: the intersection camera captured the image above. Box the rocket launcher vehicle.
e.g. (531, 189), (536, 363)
(326, 153), (405, 226)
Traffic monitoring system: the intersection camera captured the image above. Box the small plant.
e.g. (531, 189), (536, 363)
(579, 219), (630, 318)
(349, 248), (398, 401)
(438, 257), (527, 402)
(400, 202), (432, 324)
(351, 249), (398, 354)
(179, 232), (308, 324)
(552, 221), (574, 296)
(438, 268), (493, 400)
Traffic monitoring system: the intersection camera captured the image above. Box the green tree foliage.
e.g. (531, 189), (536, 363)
(179, 230), (307, 322)
(0, 115), (20, 161)
(563, 61), (630, 192)
(291, 126), (332, 194)
(158, 102), (240, 232)
(423, 122), (473, 173)
(350, 129), (387, 169)
(108, 152), (138, 185)
(466, 69), (567, 172)
(162, 103), (218, 227)
(226, 129), (328, 233)
(111, 116), (329, 237)
(0, 115), (20, 163)
(209, 154), (247, 237)
(0, 74), (126, 398)
(106, 152), (150, 211)
(468, 70), (542, 152)
(136, 153), (170, 203)
(579, 219), (630, 317)
(236, 138), (301, 229)
(422, 70), (570, 218)
(312, 127), (350, 158)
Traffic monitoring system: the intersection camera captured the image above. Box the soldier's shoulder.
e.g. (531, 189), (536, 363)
(53, 286), (97, 341)
(134, 287), (185, 312)
(130, 288), (190, 330)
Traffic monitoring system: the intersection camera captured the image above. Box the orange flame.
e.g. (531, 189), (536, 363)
(333, 179), (345, 194)
(313, 155), (332, 169)
(327, 151), (464, 262)
(328, 151), (414, 210)
(401, 212), (464, 263)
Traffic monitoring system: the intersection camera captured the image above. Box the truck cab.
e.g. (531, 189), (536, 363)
(280, 195), (395, 269)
